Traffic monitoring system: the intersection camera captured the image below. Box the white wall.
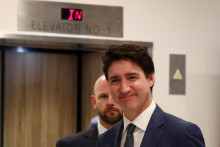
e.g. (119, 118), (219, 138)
(1, 0), (220, 146)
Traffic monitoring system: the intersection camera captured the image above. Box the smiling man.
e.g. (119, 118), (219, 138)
(56, 75), (123, 147)
(97, 44), (205, 147)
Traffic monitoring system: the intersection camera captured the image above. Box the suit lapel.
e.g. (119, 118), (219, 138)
(110, 120), (124, 147)
(141, 105), (164, 147)
(116, 121), (124, 147)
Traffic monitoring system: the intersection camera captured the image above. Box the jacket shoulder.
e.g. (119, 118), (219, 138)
(155, 106), (205, 146)
(154, 105), (193, 129)
(56, 125), (98, 147)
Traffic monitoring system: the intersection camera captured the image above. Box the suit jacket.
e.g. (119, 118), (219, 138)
(97, 105), (205, 147)
(56, 124), (98, 147)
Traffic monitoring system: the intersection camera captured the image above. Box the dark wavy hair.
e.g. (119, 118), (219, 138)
(102, 44), (155, 92)
(102, 44), (155, 80)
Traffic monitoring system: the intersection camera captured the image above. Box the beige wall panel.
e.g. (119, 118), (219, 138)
(4, 50), (77, 147)
(81, 52), (103, 131)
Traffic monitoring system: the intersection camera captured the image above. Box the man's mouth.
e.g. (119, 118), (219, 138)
(105, 108), (118, 113)
(119, 94), (135, 99)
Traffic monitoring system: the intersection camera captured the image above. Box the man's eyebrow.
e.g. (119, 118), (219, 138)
(109, 75), (119, 80)
(109, 73), (139, 80)
(125, 73), (139, 76)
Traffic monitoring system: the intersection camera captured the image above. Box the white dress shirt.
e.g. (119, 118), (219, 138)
(97, 120), (108, 135)
(120, 100), (156, 147)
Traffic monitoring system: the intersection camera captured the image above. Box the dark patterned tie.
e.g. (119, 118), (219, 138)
(124, 123), (136, 147)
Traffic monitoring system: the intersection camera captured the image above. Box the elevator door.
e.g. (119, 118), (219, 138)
(81, 52), (103, 131)
(4, 50), (78, 147)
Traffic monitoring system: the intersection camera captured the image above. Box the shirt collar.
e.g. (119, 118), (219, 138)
(123, 100), (156, 132)
(97, 120), (108, 135)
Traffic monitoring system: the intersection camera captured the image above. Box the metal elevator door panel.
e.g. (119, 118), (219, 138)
(4, 50), (78, 147)
(81, 51), (103, 131)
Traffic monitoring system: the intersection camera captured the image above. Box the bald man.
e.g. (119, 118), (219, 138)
(56, 75), (123, 147)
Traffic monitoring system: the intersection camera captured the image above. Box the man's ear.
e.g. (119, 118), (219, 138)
(91, 95), (96, 109)
(148, 73), (155, 87)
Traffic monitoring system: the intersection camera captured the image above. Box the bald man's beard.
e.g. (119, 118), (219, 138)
(97, 108), (123, 125)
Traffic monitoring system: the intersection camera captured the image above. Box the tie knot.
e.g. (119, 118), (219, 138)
(127, 123), (136, 134)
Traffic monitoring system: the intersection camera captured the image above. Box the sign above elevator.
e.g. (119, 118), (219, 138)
(61, 9), (83, 21)
(18, 1), (123, 37)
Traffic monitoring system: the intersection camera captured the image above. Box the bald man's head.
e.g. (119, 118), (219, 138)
(93, 75), (107, 96)
(91, 75), (123, 128)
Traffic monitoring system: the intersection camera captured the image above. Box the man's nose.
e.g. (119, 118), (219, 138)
(120, 80), (130, 95)
(107, 96), (115, 106)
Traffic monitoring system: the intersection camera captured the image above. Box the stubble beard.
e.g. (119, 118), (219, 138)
(98, 108), (123, 125)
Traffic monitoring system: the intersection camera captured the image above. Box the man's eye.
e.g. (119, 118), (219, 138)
(100, 95), (108, 98)
(112, 79), (118, 82)
(129, 76), (137, 80)
(110, 79), (119, 84)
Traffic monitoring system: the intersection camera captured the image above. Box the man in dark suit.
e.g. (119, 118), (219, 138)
(98, 44), (205, 147)
(56, 75), (123, 147)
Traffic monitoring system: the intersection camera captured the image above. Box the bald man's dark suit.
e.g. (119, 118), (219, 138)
(56, 124), (98, 147)
(97, 105), (205, 147)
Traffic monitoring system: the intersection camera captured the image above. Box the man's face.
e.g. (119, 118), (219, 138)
(92, 77), (123, 125)
(108, 59), (154, 118)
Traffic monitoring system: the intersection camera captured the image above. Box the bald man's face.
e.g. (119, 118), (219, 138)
(92, 77), (123, 125)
